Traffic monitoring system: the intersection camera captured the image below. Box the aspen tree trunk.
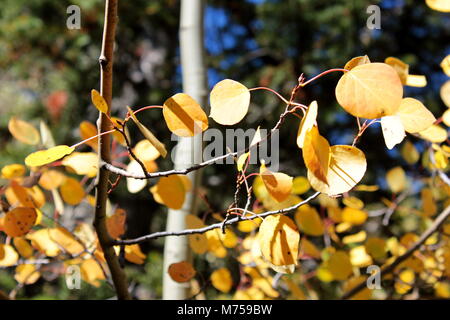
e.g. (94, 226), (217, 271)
(162, 0), (207, 299)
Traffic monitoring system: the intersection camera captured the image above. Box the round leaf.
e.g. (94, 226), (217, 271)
(210, 79), (250, 125)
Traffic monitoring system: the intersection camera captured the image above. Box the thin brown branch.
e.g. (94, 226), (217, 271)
(113, 192), (320, 246)
(342, 204), (450, 300)
(93, 0), (131, 300)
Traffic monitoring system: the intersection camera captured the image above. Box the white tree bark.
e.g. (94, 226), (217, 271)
(162, 0), (207, 300)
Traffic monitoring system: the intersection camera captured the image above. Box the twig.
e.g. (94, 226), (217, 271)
(342, 204), (450, 300)
(113, 192), (320, 245)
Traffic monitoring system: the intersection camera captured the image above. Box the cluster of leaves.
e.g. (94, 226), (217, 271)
(1, 48), (450, 299)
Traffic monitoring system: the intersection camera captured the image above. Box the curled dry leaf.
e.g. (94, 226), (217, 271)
(258, 215), (299, 273)
(335, 63), (403, 119)
(168, 261), (196, 283)
(8, 117), (40, 145)
(210, 79), (250, 125)
(302, 126), (330, 184)
(25, 145), (74, 167)
(308, 145), (367, 196)
(163, 93), (208, 137)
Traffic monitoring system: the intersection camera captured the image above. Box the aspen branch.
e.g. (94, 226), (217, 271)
(342, 204), (450, 300)
(112, 191), (320, 245)
(93, 0), (131, 300)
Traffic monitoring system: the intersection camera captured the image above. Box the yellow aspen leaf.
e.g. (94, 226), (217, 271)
(15, 264), (40, 285)
(149, 175), (186, 209)
(106, 209), (126, 239)
(168, 261), (196, 283)
(237, 152), (249, 171)
(185, 214), (208, 254)
(435, 282), (450, 298)
(80, 258), (105, 287)
(386, 166), (407, 193)
(302, 126), (330, 184)
(5, 182), (39, 208)
(291, 176), (310, 195)
(25, 145), (74, 167)
(342, 196), (364, 210)
(344, 55), (371, 71)
(0, 245), (19, 267)
(396, 98), (436, 133)
(441, 55), (450, 76)
(295, 204), (324, 236)
(401, 141), (419, 164)
(91, 89), (108, 113)
(308, 145), (366, 196)
(443, 109), (450, 127)
(8, 117), (40, 145)
(343, 276), (372, 300)
(300, 237), (321, 259)
(335, 63), (403, 119)
(260, 167), (293, 203)
(354, 184), (379, 192)
(381, 115), (405, 150)
(219, 229), (238, 248)
(343, 231), (367, 244)
(40, 120), (55, 149)
(205, 229), (227, 258)
(426, 0), (450, 12)
(125, 244), (146, 264)
(211, 268), (233, 293)
(60, 177), (85, 206)
(365, 237), (387, 260)
(328, 251), (353, 281)
(422, 188), (437, 217)
(49, 228), (84, 256)
(1, 164), (26, 179)
(258, 215), (299, 270)
(26, 229), (61, 257)
(4, 207), (37, 237)
(395, 269), (415, 294)
(13, 237), (33, 259)
(342, 207), (368, 225)
(79, 121), (98, 151)
(126, 160), (148, 194)
(110, 117), (128, 146)
(210, 79), (250, 125)
(237, 219), (261, 233)
(316, 262), (334, 282)
(133, 139), (161, 162)
(296, 101), (318, 148)
(441, 80), (450, 108)
(349, 245), (373, 267)
(127, 106), (167, 158)
(418, 124), (447, 143)
(62, 152), (98, 177)
(385, 56), (409, 84)
(38, 169), (65, 190)
(163, 93), (208, 137)
(328, 206), (343, 223)
(406, 74), (427, 87)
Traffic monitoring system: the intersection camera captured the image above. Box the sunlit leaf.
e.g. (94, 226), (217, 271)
(26, 229), (61, 257)
(150, 175), (187, 209)
(91, 89), (108, 113)
(60, 177), (85, 206)
(210, 79), (250, 125)
(185, 214), (208, 254)
(386, 166), (407, 193)
(385, 56), (409, 84)
(335, 63), (403, 119)
(125, 244), (146, 264)
(440, 55), (450, 76)
(296, 101), (318, 148)
(79, 121), (98, 151)
(62, 152), (98, 177)
(15, 264), (40, 284)
(260, 166), (293, 203)
(133, 139), (161, 162)
(426, 0), (450, 12)
(1, 164), (26, 179)
(295, 204), (324, 236)
(418, 125), (447, 143)
(441, 80), (450, 108)
(25, 145), (74, 167)
(397, 98), (436, 133)
(344, 55), (371, 71)
(291, 176), (310, 195)
(381, 115), (405, 150)
(258, 215), (299, 272)
(401, 141), (419, 164)
(302, 126), (330, 184)
(341, 207), (368, 225)
(8, 117), (40, 145)
(308, 145), (366, 196)
(163, 93), (208, 137)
